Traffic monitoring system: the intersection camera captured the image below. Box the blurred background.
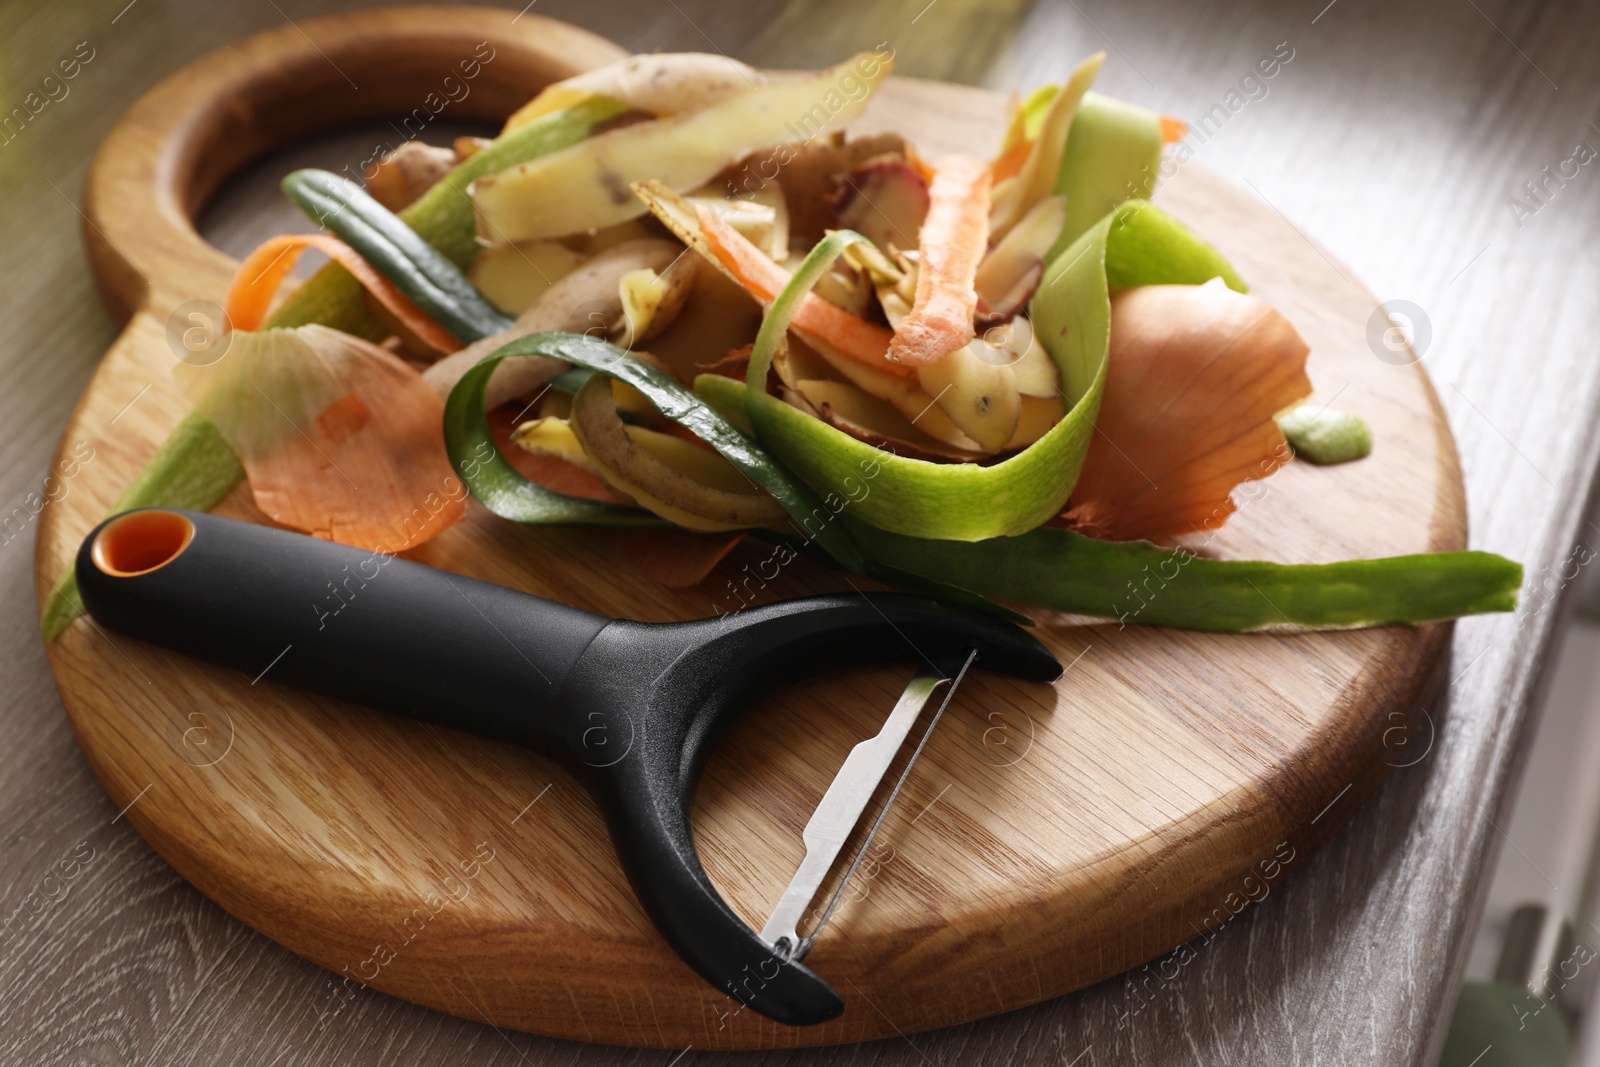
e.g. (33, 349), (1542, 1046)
(1463, 571), (1600, 1067)
(2, 1), (1597, 1064)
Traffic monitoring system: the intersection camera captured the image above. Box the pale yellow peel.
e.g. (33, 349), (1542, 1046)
(973, 315), (1058, 399)
(975, 195), (1064, 318)
(800, 337), (982, 451)
(475, 53), (893, 242)
(469, 240), (586, 315)
(688, 180), (789, 259)
(1005, 394), (1065, 450)
(424, 238), (680, 407)
(989, 53), (1104, 239)
(916, 343), (1022, 453)
(504, 53), (764, 131)
(792, 378), (986, 462)
(510, 416), (605, 476)
(615, 254), (697, 349)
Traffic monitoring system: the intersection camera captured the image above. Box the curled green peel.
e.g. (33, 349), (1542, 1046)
(445, 332), (867, 572)
(442, 347), (662, 529)
(1052, 92), (1167, 255)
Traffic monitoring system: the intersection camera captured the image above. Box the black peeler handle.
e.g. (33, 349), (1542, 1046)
(75, 508), (604, 753)
(76, 508), (1062, 1028)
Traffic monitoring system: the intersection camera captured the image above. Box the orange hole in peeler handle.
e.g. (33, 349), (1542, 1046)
(91, 510), (195, 577)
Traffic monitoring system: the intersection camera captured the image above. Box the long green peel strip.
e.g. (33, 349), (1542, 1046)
(853, 521), (1521, 632)
(281, 169), (514, 342)
(264, 97), (626, 334)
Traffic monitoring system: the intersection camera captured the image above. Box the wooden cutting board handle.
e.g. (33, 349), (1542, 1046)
(80, 5), (628, 322)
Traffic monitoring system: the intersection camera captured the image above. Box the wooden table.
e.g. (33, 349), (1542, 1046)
(1, 0), (1593, 1063)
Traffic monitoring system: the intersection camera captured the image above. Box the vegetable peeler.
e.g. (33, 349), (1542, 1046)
(75, 509), (1061, 1026)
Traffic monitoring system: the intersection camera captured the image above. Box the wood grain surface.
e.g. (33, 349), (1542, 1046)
(33, 9), (1464, 1047)
(1, 0), (1592, 1064)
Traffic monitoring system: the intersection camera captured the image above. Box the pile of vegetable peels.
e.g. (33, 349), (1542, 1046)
(42, 50), (1521, 639)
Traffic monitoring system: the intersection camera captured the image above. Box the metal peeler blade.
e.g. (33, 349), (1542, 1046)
(760, 648), (979, 958)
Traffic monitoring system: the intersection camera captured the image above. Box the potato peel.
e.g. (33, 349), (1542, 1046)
(567, 374), (784, 531)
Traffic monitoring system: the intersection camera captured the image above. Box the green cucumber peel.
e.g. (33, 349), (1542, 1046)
(692, 371), (758, 438)
(283, 169), (513, 343)
(442, 342), (663, 528)
(1051, 92), (1168, 256)
(851, 521), (1522, 631)
(264, 97), (625, 333)
(446, 332), (867, 572)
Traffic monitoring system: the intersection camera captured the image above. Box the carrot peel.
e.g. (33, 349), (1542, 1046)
(174, 325), (466, 552)
(690, 203), (912, 379)
(885, 154), (992, 366)
(226, 233), (462, 354)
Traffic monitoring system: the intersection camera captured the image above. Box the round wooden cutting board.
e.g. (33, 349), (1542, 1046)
(35, 7), (1463, 1051)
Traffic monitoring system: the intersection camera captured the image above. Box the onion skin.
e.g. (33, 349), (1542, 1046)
(1060, 279), (1312, 543)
